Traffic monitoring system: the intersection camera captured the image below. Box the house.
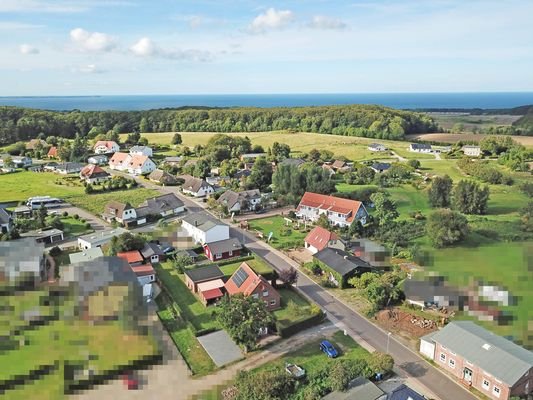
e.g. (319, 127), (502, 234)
(181, 212), (230, 244)
(140, 242), (165, 264)
(184, 264), (225, 293)
(69, 247), (104, 264)
(304, 226), (344, 254)
(181, 175), (214, 197)
(240, 153), (266, 161)
(162, 156), (182, 166)
(54, 162), (85, 175)
(409, 143), (432, 153)
(368, 143), (388, 152)
(233, 169), (252, 180)
(117, 250), (144, 266)
(0, 154), (32, 168)
(386, 384), (425, 400)
(404, 276), (466, 310)
(136, 193), (185, 218)
(102, 201), (137, 225)
(130, 264), (156, 288)
(206, 175), (229, 186)
(351, 239), (390, 269)
(26, 138), (47, 151)
(225, 262), (281, 310)
(462, 145), (482, 157)
(47, 146), (58, 158)
(0, 208), (13, 234)
(313, 248), (374, 288)
(279, 158), (305, 168)
(94, 140), (120, 154)
(203, 237), (243, 262)
(371, 162), (391, 173)
(11, 205), (32, 219)
(296, 192), (369, 227)
(126, 154), (156, 175)
(87, 155), (108, 165)
(20, 228), (64, 245)
(129, 145), (153, 157)
(419, 321), (533, 400)
(77, 228), (128, 250)
(79, 164), (111, 184)
(0, 238), (45, 282)
(182, 159), (198, 169)
(109, 152), (130, 171)
(331, 160), (347, 171)
(323, 377), (385, 400)
(148, 169), (179, 185)
(217, 189), (262, 213)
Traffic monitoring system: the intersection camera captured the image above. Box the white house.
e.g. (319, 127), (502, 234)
(109, 152), (156, 175)
(77, 228), (128, 250)
(409, 143), (432, 153)
(0, 154), (32, 168)
(93, 140), (120, 154)
(102, 201), (138, 224)
(181, 212), (229, 245)
(217, 189), (261, 213)
(181, 175), (215, 197)
(367, 143), (387, 152)
(87, 155), (108, 165)
(129, 145), (153, 157)
(462, 145), (481, 157)
(296, 192), (369, 228)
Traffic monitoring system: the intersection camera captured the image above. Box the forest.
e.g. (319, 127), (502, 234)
(0, 104), (439, 145)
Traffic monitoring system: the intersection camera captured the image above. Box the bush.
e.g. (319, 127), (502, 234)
(73, 214), (80, 220)
(49, 246), (62, 257)
(427, 209), (469, 247)
(84, 223), (91, 229)
(62, 211), (69, 217)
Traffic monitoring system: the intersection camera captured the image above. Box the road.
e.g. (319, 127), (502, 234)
(105, 170), (477, 400)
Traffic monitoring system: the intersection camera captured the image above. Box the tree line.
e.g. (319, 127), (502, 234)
(0, 104), (439, 145)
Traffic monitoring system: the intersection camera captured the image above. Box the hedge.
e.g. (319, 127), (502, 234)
(217, 254), (254, 266)
(276, 311), (325, 338)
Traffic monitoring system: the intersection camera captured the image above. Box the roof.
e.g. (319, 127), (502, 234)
(94, 140), (119, 150)
(371, 162), (391, 171)
(130, 145), (151, 153)
(47, 146), (58, 157)
(332, 160), (346, 169)
(197, 279), (225, 292)
(80, 164), (110, 178)
(0, 208), (11, 225)
(182, 212), (227, 233)
(322, 377), (384, 400)
(164, 156), (182, 163)
(130, 264), (155, 277)
(77, 228), (128, 244)
(204, 237), (242, 255)
(462, 145), (481, 149)
(148, 169), (178, 184)
(109, 152), (130, 165)
(103, 201), (134, 219)
(305, 226), (338, 252)
(369, 142), (386, 149)
(427, 321), (533, 386)
(410, 143), (432, 150)
(184, 264), (224, 283)
(233, 169), (251, 179)
(56, 162), (84, 171)
(182, 175), (211, 193)
(140, 242), (165, 259)
(225, 262), (277, 297)
(202, 288), (224, 300)
(218, 189), (261, 209)
(116, 250), (144, 264)
(69, 247), (104, 264)
(20, 228), (63, 240)
(280, 158), (305, 167)
(241, 153), (266, 158)
(313, 248), (372, 277)
(297, 192), (364, 223)
(128, 154), (152, 167)
(386, 384), (425, 400)
(137, 193), (184, 215)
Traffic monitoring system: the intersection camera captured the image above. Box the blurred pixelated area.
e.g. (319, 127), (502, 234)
(0, 240), (163, 399)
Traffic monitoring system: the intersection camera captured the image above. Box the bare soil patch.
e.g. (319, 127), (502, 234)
(375, 308), (439, 340)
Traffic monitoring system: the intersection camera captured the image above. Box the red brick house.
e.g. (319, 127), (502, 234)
(420, 321), (533, 400)
(225, 262), (281, 311)
(203, 237), (243, 262)
(304, 226), (344, 254)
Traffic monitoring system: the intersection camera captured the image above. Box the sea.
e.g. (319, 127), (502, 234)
(0, 92), (532, 112)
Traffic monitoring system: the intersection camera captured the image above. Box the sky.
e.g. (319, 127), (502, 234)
(1, 0), (533, 95)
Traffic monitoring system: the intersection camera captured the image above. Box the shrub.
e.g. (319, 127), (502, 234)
(84, 223), (91, 229)
(49, 246), (62, 257)
(73, 214), (80, 220)
(62, 211), (69, 217)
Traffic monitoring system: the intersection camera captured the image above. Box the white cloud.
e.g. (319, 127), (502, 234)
(70, 28), (116, 52)
(19, 44), (39, 54)
(248, 8), (294, 34)
(308, 15), (347, 30)
(130, 37), (212, 62)
(0, 21), (44, 30)
(76, 64), (105, 73)
(0, 0), (134, 13)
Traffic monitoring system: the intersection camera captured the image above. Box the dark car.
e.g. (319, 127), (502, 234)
(319, 340), (338, 358)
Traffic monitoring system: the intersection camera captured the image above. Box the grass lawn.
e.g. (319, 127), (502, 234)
(69, 187), (158, 216)
(387, 185), (430, 218)
(273, 288), (317, 330)
(335, 183), (378, 194)
(60, 216), (93, 237)
(249, 215), (308, 249)
(153, 261), (221, 332)
(219, 255), (274, 277)
(418, 159), (465, 181)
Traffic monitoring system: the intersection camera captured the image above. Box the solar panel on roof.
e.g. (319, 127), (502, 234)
(232, 268), (249, 288)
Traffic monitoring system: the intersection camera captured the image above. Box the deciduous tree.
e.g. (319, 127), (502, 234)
(426, 209), (469, 247)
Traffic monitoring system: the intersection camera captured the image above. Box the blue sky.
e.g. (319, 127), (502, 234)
(1, 0), (533, 95)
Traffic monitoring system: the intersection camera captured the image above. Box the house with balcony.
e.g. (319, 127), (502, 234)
(296, 192), (368, 227)
(94, 140), (120, 154)
(217, 189), (261, 213)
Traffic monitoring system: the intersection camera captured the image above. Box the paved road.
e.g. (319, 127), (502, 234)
(103, 171), (477, 400)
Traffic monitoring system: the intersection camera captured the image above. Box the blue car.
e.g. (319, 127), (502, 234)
(319, 340), (338, 358)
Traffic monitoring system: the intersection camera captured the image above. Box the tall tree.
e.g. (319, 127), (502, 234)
(453, 180), (490, 215)
(370, 192), (399, 227)
(428, 175), (453, 208)
(246, 157), (273, 191)
(171, 133), (182, 145)
(426, 209), (469, 247)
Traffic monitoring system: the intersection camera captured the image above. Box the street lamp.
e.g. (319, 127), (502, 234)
(386, 332), (391, 354)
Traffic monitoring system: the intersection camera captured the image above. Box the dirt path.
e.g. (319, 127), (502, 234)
(390, 151), (407, 162)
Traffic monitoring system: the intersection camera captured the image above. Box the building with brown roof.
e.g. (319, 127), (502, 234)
(94, 140), (120, 154)
(79, 164), (110, 184)
(304, 226), (344, 254)
(181, 175), (214, 197)
(116, 250), (144, 266)
(102, 201), (137, 225)
(26, 138), (47, 151)
(296, 192), (368, 227)
(224, 262), (281, 310)
(47, 146), (58, 158)
(148, 169), (179, 185)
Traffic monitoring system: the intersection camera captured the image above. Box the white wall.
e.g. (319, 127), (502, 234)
(420, 339), (436, 360)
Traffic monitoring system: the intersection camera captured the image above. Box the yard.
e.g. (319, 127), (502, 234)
(60, 216), (93, 237)
(273, 288), (320, 331)
(249, 215), (309, 249)
(218, 255), (275, 278)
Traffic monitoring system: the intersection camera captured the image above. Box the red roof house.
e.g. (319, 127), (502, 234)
(296, 192), (368, 227)
(224, 262), (281, 310)
(79, 164), (110, 184)
(304, 226), (344, 254)
(116, 250), (144, 266)
(47, 146), (58, 158)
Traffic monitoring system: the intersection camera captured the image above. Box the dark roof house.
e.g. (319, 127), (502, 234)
(386, 384), (425, 400)
(136, 193), (184, 217)
(148, 169), (179, 185)
(184, 264), (225, 283)
(313, 248), (374, 287)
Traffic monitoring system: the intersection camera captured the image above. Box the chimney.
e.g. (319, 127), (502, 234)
(194, 220), (198, 227)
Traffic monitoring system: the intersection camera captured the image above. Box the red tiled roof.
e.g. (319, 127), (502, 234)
(224, 262), (277, 298)
(109, 152), (130, 165)
(130, 263), (155, 276)
(80, 164), (108, 178)
(94, 140), (118, 150)
(47, 146), (58, 157)
(305, 226), (338, 252)
(116, 250), (143, 264)
(128, 154), (150, 167)
(201, 287), (223, 300)
(297, 192), (363, 223)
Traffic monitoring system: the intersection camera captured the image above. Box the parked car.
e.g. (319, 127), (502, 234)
(162, 246), (175, 255)
(319, 340), (338, 358)
(122, 373), (139, 390)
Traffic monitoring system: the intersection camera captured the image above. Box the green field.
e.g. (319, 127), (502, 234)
(273, 288), (317, 330)
(60, 216), (93, 236)
(249, 216), (309, 249)
(0, 170), (158, 215)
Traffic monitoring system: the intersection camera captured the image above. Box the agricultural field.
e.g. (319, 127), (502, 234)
(425, 112), (521, 131)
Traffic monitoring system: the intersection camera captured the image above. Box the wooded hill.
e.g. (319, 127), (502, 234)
(0, 105), (438, 145)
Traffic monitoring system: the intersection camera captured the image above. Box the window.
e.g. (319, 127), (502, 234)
(482, 379), (490, 391)
(270, 300), (276, 306)
(449, 359), (455, 369)
(439, 353), (446, 363)
(493, 386), (500, 398)
(262, 290), (269, 297)
(252, 293), (259, 299)
(215, 253), (222, 259)
(228, 250), (233, 257)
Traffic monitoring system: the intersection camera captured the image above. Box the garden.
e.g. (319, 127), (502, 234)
(248, 215), (309, 250)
